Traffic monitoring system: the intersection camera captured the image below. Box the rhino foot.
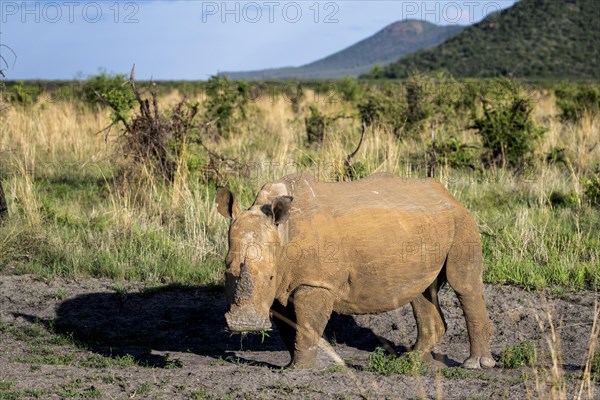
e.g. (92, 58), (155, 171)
(424, 356), (447, 370)
(288, 361), (316, 369)
(463, 355), (496, 369)
(481, 356), (496, 368)
(290, 364), (312, 369)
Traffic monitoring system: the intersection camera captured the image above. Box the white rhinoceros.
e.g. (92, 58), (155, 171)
(216, 172), (495, 369)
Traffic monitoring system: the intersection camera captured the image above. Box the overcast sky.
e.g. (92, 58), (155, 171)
(0, 1), (516, 80)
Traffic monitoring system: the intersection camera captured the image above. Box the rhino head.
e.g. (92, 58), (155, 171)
(216, 186), (293, 333)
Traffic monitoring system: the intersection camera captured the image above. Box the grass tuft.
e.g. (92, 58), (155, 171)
(500, 340), (537, 369)
(591, 350), (600, 382)
(366, 348), (425, 376)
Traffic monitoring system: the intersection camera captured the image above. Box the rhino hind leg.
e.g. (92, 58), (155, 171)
(411, 269), (447, 357)
(270, 300), (296, 365)
(445, 229), (495, 369)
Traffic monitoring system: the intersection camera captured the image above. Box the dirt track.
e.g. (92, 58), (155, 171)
(0, 275), (598, 399)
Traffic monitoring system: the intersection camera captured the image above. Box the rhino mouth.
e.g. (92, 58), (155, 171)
(225, 304), (272, 333)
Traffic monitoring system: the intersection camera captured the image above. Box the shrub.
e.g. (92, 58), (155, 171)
(303, 104), (351, 146)
(358, 73), (474, 141)
(366, 348), (425, 376)
(500, 341), (537, 369)
(434, 137), (479, 170)
(281, 82), (304, 114)
(363, 64), (385, 79)
(357, 89), (405, 137)
(357, 91), (387, 128)
(404, 72), (471, 139)
(304, 104), (327, 145)
(342, 161), (368, 181)
(555, 84), (600, 123)
(546, 146), (567, 165)
(202, 75), (250, 138)
(582, 168), (600, 207)
(471, 79), (547, 169)
(459, 80), (482, 116)
(336, 76), (362, 103)
(404, 72), (433, 134)
(83, 71), (136, 124)
(122, 90), (199, 182)
(4, 81), (43, 105)
(549, 190), (578, 208)
(100, 68), (235, 183)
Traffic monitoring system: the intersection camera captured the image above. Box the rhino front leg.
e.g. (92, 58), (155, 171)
(290, 286), (334, 368)
(270, 300), (296, 365)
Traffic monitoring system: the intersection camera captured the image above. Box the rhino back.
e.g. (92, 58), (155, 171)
(262, 173), (468, 314)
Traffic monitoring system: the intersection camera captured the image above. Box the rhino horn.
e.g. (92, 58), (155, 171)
(233, 263), (254, 305)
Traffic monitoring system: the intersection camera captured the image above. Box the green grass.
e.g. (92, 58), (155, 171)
(134, 383), (152, 396)
(0, 323), (45, 341)
(14, 352), (76, 366)
(0, 382), (50, 400)
(480, 207), (600, 290)
(2, 167), (598, 291)
(0, 174), (227, 285)
(0, 383), (15, 392)
(164, 354), (184, 369)
(57, 379), (102, 399)
(366, 348), (425, 376)
(326, 364), (346, 373)
(14, 349), (141, 369)
(590, 350), (600, 382)
(79, 354), (137, 368)
(2, 321), (142, 369)
(500, 341), (538, 369)
(190, 387), (209, 400)
(453, 172), (600, 290)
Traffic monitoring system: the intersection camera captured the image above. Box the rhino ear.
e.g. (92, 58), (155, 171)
(216, 186), (241, 219)
(272, 196), (293, 225)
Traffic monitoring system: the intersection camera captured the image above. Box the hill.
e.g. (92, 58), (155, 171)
(371, 0), (600, 80)
(223, 20), (464, 80)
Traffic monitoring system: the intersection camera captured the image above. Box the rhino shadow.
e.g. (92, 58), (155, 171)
(34, 285), (388, 368)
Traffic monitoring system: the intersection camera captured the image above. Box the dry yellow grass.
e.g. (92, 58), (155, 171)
(0, 102), (111, 168)
(0, 87), (598, 284)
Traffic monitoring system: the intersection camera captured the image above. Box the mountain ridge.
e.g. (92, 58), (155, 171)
(223, 20), (464, 80)
(371, 0), (600, 80)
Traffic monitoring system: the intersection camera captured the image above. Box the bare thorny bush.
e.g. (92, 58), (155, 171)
(99, 65), (238, 187)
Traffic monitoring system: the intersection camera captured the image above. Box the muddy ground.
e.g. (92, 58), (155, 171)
(0, 275), (598, 399)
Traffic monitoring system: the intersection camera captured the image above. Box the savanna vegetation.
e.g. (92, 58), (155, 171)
(0, 72), (599, 291)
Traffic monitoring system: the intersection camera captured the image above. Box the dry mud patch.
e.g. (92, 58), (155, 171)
(0, 275), (598, 399)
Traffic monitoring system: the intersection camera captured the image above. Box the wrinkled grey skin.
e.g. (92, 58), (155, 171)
(216, 173), (495, 369)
